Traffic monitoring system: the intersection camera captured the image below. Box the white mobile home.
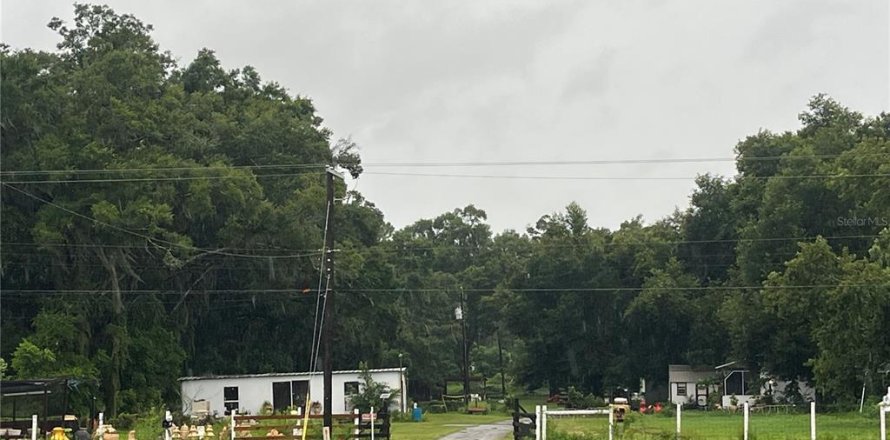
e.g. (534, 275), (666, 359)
(179, 368), (406, 416)
(668, 364), (718, 407)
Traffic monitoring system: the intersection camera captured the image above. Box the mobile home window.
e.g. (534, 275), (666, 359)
(344, 382), (360, 396)
(676, 383), (687, 396)
(224, 386), (239, 413)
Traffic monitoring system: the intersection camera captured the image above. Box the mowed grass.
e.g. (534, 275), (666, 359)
(390, 412), (510, 440)
(549, 411), (878, 440)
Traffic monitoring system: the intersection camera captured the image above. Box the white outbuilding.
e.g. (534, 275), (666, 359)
(179, 368), (406, 416)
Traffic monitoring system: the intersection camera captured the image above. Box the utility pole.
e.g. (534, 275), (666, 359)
(322, 167), (341, 432)
(497, 327), (506, 398)
(460, 288), (470, 407)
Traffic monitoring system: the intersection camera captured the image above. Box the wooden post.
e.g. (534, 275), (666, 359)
(743, 402), (749, 440)
(534, 405), (541, 440)
(31, 415), (37, 440)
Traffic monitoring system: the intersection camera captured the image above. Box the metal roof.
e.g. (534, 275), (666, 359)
(179, 367), (406, 382)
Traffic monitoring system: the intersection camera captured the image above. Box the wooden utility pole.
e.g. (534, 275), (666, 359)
(460, 288), (470, 407)
(322, 167), (341, 431)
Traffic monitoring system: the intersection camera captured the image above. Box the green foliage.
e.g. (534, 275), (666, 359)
(2, 2), (889, 417)
(348, 362), (398, 412)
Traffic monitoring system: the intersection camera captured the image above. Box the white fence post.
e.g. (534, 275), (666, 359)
(541, 405), (547, 440)
(535, 405), (541, 440)
(608, 405), (614, 440)
(99, 412), (104, 437)
(676, 403), (681, 438)
(231, 410), (236, 440)
(882, 387), (890, 440)
(370, 406), (375, 440)
(353, 408), (360, 440)
(880, 407), (886, 440)
(31, 415), (37, 440)
(810, 401), (816, 440)
(743, 402), (749, 440)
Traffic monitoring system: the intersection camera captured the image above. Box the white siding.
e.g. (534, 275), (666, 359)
(181, 369), (404, 416)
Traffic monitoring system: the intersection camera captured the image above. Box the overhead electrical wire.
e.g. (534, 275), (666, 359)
(0, 233), (881, 257)
(1, 283), (886, 296)
(1, 183), (320, 259)
(3, 152), (889, 177)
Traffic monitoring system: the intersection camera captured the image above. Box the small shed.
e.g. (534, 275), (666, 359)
(667, 365), (717, 407)
(179, 368), (406, 416)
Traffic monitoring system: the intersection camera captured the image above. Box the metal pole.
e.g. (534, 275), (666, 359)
(535, 405), (541, 440)
(31, 415), (37, 440)
(810, 401), (816, 440)
(608, 405), (614, 440)
(370, 406), (375, 440)
(743, 402), (749, 440)
(860, 383), (866, 413)
(322, 168), (339, 431)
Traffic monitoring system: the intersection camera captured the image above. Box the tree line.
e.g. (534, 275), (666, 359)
(1, 4), (888, 419)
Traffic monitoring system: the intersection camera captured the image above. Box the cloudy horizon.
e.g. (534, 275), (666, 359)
(3, 0), (887, 233)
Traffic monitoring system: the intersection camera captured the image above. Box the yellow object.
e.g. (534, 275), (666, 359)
(301, 392), (311, 440)
(51, 427), (67, 440)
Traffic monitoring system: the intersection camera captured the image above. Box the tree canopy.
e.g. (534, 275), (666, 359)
(2, 5), (889, 419)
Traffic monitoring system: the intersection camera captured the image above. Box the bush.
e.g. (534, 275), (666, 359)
(109, 413), (138, 430)
(349, 362), (399, 412)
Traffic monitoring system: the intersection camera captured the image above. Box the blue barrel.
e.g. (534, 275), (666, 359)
(412, 406), (422, 422)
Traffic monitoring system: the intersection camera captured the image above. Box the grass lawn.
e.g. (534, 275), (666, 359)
(390, 412), (510, 440)
(549, 411), (879, 440)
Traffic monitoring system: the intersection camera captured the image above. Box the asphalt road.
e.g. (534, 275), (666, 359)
(437, 420), (513, 440)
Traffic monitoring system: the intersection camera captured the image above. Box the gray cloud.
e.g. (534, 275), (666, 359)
(2, 0), (887, 232)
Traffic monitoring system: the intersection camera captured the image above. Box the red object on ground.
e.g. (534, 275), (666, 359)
(654, 402), (663, 413)
(639, 398), (648, 413)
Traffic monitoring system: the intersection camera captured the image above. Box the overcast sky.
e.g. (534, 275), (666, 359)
(3, 1), (888, 233)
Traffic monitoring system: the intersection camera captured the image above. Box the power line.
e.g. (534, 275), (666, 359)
(0, 172), (326, 184)
(2, 283), (886, 295)
(1, 183), (320, 259)
(364, 171), (890, 181)
(4, 152), (888, 176)
(0, 233), (879, 256)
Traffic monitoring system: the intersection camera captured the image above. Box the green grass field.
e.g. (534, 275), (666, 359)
(548, 411), (879, 440)
(390, 412), (510, 440)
